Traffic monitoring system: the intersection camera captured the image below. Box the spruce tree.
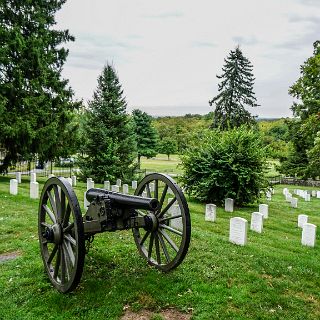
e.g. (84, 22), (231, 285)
(132, 109), (158, 168)
(78, 64), (137, 182)
(0, 0), (79, 172)
(209, 46), (258, 130)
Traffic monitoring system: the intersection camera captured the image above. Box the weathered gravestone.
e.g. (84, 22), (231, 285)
(104, 181), (110, 190)
(116, 179), (122, 187)
(149, 182), (155, 192)
(283, 188), (289, 195)
(123, 184), (129, 195)
(286, 193), (292, 202)
(71, 175), (77, 187)
(15, 172), (21, 184)
(250, 212), (263, 233)
(112, 185), (120, 192)
(229, 217), (248, 246)
(298, 214), (308, 228)
(301, 223), (316, 247)
(87, 178), (94, 190)
(312, 190), (317, 197)
(266, 191), (272, 201)
(317, 191), (320, 199)
(205, 204), (216, 222)
(305, 193), (311, 202)
(225, 198), (234, 212)
(10, 179), (18, 195)
(30, 172), (36, 183)
(132, 180), (137, 190)
(259, 204), (268, 219)
(30, 181), (39, 199)
(291, 197), (298, 208)
(171, 204), (183, 231)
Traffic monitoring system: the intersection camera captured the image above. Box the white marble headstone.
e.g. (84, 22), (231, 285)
(283, 188), (289, 195)
(71, 175), (77, 186)
(30, 181), (39, 199)
(30, 172), (36, 183)
(116, 179), (122, 187)
(170, 204), (183, 231)
(229, 217), (248, 246)
(259, 204), (268, 219)
(112, 185), (120, 192)
(84, 191), (90, 211)
(104, 180), (110, 190)
(87, 179), (94, 190)
(142, 190), (147, 197)
(132, 180), (137, 189)
(317, 191), (320, 199)
(305, 193), (311, 202)
(123, 184), (129, 194)
(205, 204), (216, 222)
(225, 198), (234, 212)
(291, 197), (298, 208)
(15, 172), (21, 184)
(298, 214), (308, 228)
(149, 182), (155, 192)
(250, 212), (263, 233)
(10, 179), (18, 195)
(312, 190), (317, 197)
(286, 193), (292, 202)
(301, 223), (316, 247)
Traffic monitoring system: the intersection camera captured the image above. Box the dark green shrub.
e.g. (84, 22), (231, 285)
(180, 127), (268, 206)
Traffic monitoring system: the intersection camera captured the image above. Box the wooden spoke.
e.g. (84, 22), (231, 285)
(158, 229), (179, 253)
(159, 214), (182, 223)
(154, 180), (159, 200)
(41, 221), (52, 229)
(63, 241), (75, 267)
(158, 197), (177, 218)
(146, 184), (151, 198)
(140, 230), (150, 246)
(43, 204), (56, 224)
(158, 232), (170, 263)
(148, 233), (155, 259)
(47, 245), (58, 264)
(53, 246), (61, 279)
(159, 224), (183, 236)
(64, 233), (76, 246)
(155, 233), (161, 265)
(47, 190), (57, 218)
(63, 222), (74, 233)
(53, 185), (61, 221)
(62, 203), (71, 228)
(157, 184), (168, 215)
(60, 191), (66, 223)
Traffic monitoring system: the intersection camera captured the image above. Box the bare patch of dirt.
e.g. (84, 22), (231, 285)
(0, 251), (21, 263)
(121, 308), (192, 320)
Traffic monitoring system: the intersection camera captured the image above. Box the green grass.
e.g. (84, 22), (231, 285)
(140, 154), (182, 175)
(1, 176), (320, 319)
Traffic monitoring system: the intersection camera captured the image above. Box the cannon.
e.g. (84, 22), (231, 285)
(38, 173), (191, 292)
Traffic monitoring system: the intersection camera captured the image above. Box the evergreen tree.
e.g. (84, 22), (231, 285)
(78, 64), (137, 182)
(132, 109), (158, 168)
(209, 46), (258, 130)
(280, 41), (320, 178)
(0, 0), (79, 172)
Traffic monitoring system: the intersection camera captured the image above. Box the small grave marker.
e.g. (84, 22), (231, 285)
(205, 204), (216, 222)
(15, 172), (21, 184)
(229, 217), (248, 246)
(30, 172), (36, 183)
(30, 181), (39, 199)
(104, 181), (110, 190)
(112, 185), (119, 192)
(71, 175), (77, 186)
(302, 223), (316, 247)
(291, 197), (298, 208)
(116, 179), (122, 187)
(132, 181), (137, 190)
(298, 214), (308, 228)
(10, 179), (18, 195)
(250, 212), (263, 233)
(259, 204), (268, 219)
(225, 198), (234, 212)
(123, 184), (129, 194)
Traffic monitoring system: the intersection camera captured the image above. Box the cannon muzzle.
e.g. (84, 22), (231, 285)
(86, 188), (159, 211)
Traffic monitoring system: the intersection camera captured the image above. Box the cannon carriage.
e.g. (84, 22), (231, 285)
(38, 173), (191, 292)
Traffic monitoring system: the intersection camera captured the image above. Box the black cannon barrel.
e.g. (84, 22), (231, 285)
(86, 188), (159, 211)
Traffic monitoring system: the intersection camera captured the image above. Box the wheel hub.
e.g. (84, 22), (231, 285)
(144, 213), (158, 231)
(43, 224), (63, 244)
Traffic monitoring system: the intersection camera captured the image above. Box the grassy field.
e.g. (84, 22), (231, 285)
(1, 174), (320, 319)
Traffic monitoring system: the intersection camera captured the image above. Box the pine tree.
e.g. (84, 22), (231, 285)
(78, 64), (137, 182)
(209, 46), (258, 130)
(0, 0), (80, 172)
(132, 109), (158, 168)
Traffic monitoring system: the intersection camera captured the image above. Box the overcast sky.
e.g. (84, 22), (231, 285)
(56, 0), (320, 118)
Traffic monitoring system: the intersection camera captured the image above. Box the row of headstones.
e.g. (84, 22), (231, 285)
(283, 188), (320, 208)
(9, 173), (77, 199)
(205, 201), (316, 247)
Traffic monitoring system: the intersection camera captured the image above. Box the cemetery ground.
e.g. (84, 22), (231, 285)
(1, 177), (320, 319)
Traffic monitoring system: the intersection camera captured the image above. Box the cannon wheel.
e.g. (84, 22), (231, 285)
(133, 173), (191, 271)
(38, 177), (85, 293)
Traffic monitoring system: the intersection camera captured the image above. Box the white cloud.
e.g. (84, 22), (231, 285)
(56, 0), (320, 117)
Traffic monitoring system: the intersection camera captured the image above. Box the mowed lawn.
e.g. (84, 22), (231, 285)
(140, 154), (182, 175)
(1, 175), (320, 319)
